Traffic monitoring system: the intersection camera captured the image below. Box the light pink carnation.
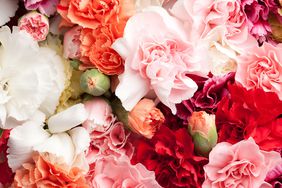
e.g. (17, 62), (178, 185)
(83, 98), (116, 134)
(85, 117), (159, 187)
(112, 7), (210, 114)
(86, 121), (133, 164)
(88, 155), (161, 188)
(171, 0), (257, 76)
(23, 0), (59, 16)
(203, 138), (282, 188)
(235, 42), (282, 99)
(63, 26), (82, 59)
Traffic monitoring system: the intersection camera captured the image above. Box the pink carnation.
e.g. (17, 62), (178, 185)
(63, 26), (82, 59)
(235, 42), (282, 100)
(18, 12), (49, 41)
(88, 155), (161, 188)
(86, 121), (133, 164)
(203, 138), (282, 187)
(83, 98), (115, 134)
(112, 7), (209, 114)
(241, 0), (275, 41)
(23, 0), (59, 16)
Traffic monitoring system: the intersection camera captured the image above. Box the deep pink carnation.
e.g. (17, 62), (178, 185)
(265, 163), (282, 187)
(23, 0), (59, 16)
(241, 0), (282, 42)
(176, 73), (234, 121)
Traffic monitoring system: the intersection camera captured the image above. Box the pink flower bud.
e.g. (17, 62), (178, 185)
(63, 26), (82, 59)
(18, 11), (49, 41)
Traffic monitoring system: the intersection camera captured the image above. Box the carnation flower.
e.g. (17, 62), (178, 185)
(0, 26), (65, 129)
(241, 0), (273, 41)
(23, 0), (59, 16)
(80, 26), (125, 75)
(0, 0), (18, 26)
(88, 155), (161, 188)
(63, 26), (82, 59)
(265, 163), (282, 187)
(235, 42), (282, 100)
(84, 105), (160, 187)
(57, 0), (134, 29)
(176, 72), (235, 121)
(128, 98), (164, 139)
(113, 6), (210, 114)
(171, 0), (257, 76)
(83, 98), (115, 134)
(12, 152), (89, 187)
(131, 125), (208, 188)
(203, 138), (282, 187)
(86, 121), (133, 164)
(18, 11), (49, 41)
(216, 84), (282, 151)
(7, 104), (90, 172)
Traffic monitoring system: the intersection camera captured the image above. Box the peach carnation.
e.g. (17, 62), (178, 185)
(12, 153), (89, 188)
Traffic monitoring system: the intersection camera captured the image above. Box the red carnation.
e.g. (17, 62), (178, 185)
(216, 83), (282, 151)
(131, 126), (207, 188)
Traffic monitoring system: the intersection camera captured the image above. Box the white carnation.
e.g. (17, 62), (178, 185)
(0, 26), (65, 129)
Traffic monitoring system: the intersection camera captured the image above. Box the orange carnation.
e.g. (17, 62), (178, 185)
(128, 99), (165, 139)
(79, 25), (124, 75)
(12, 153), (89, 188)
(57, 0), (134, 29)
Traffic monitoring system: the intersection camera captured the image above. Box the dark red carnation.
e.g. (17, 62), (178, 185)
(131, 126), (208, 188)
(176, 72), (234, 121)
(0, 130), (14, 186)
(216, 83), (282, 151)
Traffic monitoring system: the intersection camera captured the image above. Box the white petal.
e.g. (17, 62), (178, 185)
(115, 64), (150, 111)
(33, 133), (75, 165)
(47, 104), (88, 134)
(0, 0), (18, 26)
(38, 47), (66, 116)
(0, 27), (66, 128)
(68, 127), (90, 155)
(7, 117), (50, 172)
(0, 105), (6, 127)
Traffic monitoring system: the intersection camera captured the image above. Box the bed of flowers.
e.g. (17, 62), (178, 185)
(0, 0), (282, 187)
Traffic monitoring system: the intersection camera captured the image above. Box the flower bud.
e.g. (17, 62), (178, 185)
(80, 69), (110, 96)
(188, 111), (218, 157)
(18, 11), (49, 41)
(128, 99), (164, 139)
(63, 26), (82, 59)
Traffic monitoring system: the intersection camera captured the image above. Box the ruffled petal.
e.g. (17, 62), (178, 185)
(7, 112), (50, 172)
(33, 133), (75, 165)
(68, 127), (90, 155)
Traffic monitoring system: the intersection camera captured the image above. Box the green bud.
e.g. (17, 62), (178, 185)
(188, 111), (218, 157)
(80, 69), (110, 96)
